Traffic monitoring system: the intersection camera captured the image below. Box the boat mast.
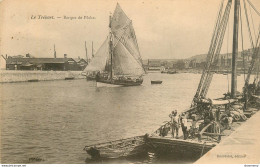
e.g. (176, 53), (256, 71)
(231, 0), (240, 98)
(109, 14), (113, 80)
(92, 41), (94, 58)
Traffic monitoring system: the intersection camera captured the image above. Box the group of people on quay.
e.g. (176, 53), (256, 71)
(160, 105), (241, 140)
(158, 80), (260, 141)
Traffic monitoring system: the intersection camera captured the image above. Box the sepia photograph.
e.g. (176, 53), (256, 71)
(0, 0), (260, 165)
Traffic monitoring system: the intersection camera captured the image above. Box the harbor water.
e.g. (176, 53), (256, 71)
(0, 73), (248, 164)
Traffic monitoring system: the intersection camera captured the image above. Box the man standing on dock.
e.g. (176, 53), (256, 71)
(169, 110), (180, 139)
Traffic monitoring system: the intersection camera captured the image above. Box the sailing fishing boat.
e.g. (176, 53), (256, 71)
(84, 3), (145, 86)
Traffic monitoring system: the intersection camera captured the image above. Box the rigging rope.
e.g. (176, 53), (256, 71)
(247, 0), (260, 16)
(239, 4), (246, 81)
(201, 2), (232, 98)
(248, 1), (257, 40)
(227, 14), (230, 93)
(192, 0), (232, 106)
(244, 27), (260, 88)
(192, 0), (225, 104)
(243, 0), (255, 48)
(196, 1), (226, 98)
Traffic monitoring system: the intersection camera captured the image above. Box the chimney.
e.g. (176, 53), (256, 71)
(64, 54), (67, 58)
(85, 41), (88, 60)
(78, 56), (80, 59)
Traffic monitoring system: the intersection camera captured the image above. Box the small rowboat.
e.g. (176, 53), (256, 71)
(28, 79), (39, 82)
(151, 80), (162, 84)
(65, 77), (75, 80)
(84, 135), (147, 159)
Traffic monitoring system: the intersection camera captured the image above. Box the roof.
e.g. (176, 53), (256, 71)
(6, 57), (75, 65)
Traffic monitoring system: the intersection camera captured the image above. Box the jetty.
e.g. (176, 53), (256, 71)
(196, 110), (260, 164)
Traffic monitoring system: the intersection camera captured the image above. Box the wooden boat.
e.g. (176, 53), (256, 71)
(28, 79), (39, 82)
(83, 3), (145, 87)
(96, 77), (143, 87)
(151, 80), (162, 84)
(146, 100), (257, 158)
(84, 135), (147, 159)
(65, 77), (75, 80)
(83, 71), (97, 81)
(86, 75), (96, 81)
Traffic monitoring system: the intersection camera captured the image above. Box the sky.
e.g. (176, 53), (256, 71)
(0, 0), (260, 69)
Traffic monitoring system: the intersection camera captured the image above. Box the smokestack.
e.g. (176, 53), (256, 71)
(54, 45), (56, 58)
(64, 54), (67, 58)
(85, 41), (88, 61)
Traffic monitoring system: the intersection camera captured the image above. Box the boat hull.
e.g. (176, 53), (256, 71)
(96, 78), (143, 87)
(65, 77), (75, 80)
(84, 136), (147, 159)
(151, 81), (162, 84)
(146, 136), (215, 159)
(86, 76), (96, 81)
(97, 82), (123, 87)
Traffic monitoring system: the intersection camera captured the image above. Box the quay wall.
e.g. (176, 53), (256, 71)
(0, 70), (85, 83)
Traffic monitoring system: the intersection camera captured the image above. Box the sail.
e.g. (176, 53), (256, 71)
(112, 41), (144, 76)
(110, 3), (131, 40)
(111, 3), (144, 68)
(84, 37), (109, 72)
(85, 4), (144, 77)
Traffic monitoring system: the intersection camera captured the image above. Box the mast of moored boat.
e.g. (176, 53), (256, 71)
(109, 14), (114, 80)
(231, 0), (240, 98)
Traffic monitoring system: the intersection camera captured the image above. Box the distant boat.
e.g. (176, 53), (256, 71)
(167, 70), (177, 74)
(151, 80), (162, 84)
(83, 3), (145, 87)
(161, 70), (177, 74)
(86, 75), (96, 81)
(65, 77), (75, 80)
(28, 79), (39, 82)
